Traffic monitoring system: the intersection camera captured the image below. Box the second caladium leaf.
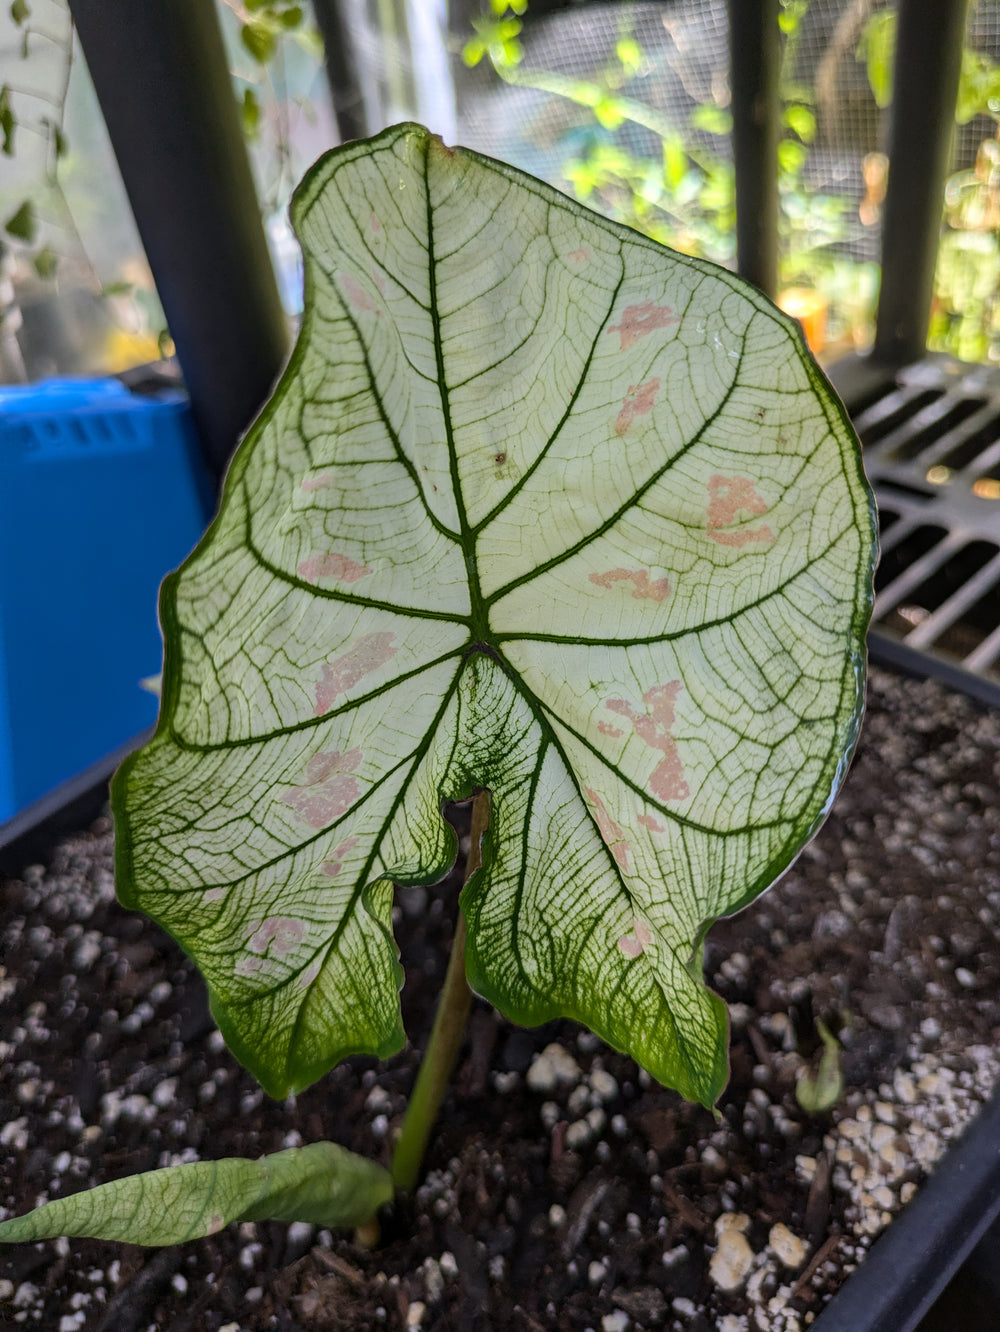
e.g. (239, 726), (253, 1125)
(114, 124), (875, 1109)
(0, 1143), (392, 1245)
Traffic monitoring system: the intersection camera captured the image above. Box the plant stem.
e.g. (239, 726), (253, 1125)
(390, 790), (489, 1194)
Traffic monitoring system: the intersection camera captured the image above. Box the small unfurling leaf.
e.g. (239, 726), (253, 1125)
(795, 1019), (845, 1115)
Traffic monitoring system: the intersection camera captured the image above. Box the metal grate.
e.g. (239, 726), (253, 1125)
(856, 355), (1000, 685)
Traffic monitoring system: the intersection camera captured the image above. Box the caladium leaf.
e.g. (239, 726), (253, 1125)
(0, 1143), (392, 1245)
(113, 123), (875, 1109)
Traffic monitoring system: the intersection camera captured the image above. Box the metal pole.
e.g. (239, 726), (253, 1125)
(68, 0), (290, 483)
(873, 0), (969, 367)
(728, 0), (781, 299)
(312, 0), (370, 143)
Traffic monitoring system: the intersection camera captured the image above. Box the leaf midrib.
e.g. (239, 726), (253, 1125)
(423, 137), (490, 641)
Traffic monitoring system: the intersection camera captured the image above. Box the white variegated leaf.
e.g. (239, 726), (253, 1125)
(113, 124), (876, 1108)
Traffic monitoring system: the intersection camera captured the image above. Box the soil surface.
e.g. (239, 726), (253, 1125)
(2, 664), (1000, 1332)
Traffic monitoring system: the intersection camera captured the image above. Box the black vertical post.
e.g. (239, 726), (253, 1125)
(68, 0), (290, 483)
(873, 0), (969, 366)
(728, 0), (781, 299)
(312, 0), (370, 144)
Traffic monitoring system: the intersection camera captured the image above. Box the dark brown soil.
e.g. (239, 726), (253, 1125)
(2, 665), (999, 1331)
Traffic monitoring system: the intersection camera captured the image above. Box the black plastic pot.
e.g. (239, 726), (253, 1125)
(812, 1080), (1000, 1331)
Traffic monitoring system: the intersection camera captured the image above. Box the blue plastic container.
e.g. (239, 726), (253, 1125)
(0, 377), (214, 822)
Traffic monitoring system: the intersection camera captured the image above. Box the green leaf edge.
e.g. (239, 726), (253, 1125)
(459, 808), (733, 1107)
(111, 122), (878, 1111)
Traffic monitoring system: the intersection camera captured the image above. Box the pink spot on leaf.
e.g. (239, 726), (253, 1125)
(301, 473), (332, 492)
(341, 272), (380, 315)
(206, 1214), (225, 1235)
(299, 962), (321, 989)
(370, 212), (382, 232)
(235, 956), (263, 977)
(589, 567), (671, 602)
(606, 682), (690, 803)
(708, 526), (776, 548)
(584, 787), (631, 872)
(615, 378), (660, 436)
(204, 887), (225, 903)
(321, 835), (360, 878)
(607, 302), (680, 350)
(297, 552), (373, 584)
(281, 748), (362, 827)
(597, 721), (624, 738)
(618, 919), (653, 959)
(247, 916), (306, 957)
(566, 245), (591, 265)
(314, 632), (396, 715)
(637, 813), (666, 833)
(706, 475), (775, 548)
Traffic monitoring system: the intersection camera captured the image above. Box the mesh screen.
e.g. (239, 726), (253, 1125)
(442, 0), (1000, 363)
(339, 1), (1000, 364)
(963, 0), (1000, 167)
(937, 1), (1000, 362)
(449, 1), (896, 358)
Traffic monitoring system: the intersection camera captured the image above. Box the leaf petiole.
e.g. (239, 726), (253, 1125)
(391, 790), (490, 1194)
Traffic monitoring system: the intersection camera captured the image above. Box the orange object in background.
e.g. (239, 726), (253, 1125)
(777, 287), (828, 354)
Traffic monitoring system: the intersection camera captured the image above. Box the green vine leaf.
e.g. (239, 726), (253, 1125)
(0, 1143), (392, 1246)
(113, 124), (875, 1110)
(241, 86), (262, 140)
(690, 103), (733, 136)
(4, 198), (34, 242)
(462, 16), (523, 69)
(0, 84), (16, 156)
(41, 114), (67, 159)
(277, 4), (303, 30)
(32, 244), (57, 279)
(783, 103), (816, 144)
(858, 11), (895, 110)
(241, 19), (277, 64)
